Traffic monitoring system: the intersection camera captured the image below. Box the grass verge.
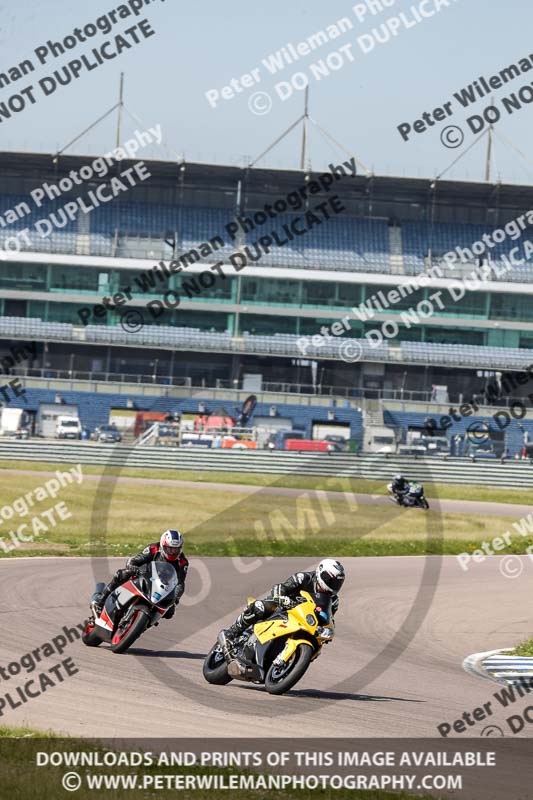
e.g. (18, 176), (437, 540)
(0, 461), (529, 558)
(3, 537), (533, 558)
(509, 638), (533, 657)
(0, 458), (531, 505)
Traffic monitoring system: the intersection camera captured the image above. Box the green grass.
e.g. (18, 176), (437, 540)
(1, 458), (531, 505)
(0, 460), (529, 558)
(188, 536), (533, 558)
(509, 638), (533, 657)
(0, 728), (432, 800)
(0, 725), (56, 738)
(4, 537), (533, 558)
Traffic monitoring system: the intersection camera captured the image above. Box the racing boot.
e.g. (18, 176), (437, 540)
(217, 622), (243, 655)
(218, 603), (259, 656)
(217, 624), (242, 655)
(91, 589), (109, 618)
(91, 569), (128, 618)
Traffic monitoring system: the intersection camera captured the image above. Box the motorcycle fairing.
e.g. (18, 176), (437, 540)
(94, 562), (177, 632)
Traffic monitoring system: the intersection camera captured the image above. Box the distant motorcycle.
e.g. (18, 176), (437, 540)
(82, 562), (178, 654)
(388, 481), (429, 510)
(404, 482), (430, 509)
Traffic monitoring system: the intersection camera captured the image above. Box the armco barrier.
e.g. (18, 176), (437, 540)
(1, 440), (533, 488)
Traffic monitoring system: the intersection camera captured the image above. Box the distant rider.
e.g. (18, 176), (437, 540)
(92, 529), (188, 619)
(218, 559), (345, 652)
(388, 474), (410, 503)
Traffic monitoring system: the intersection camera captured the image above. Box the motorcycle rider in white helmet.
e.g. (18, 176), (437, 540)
(92, 529), (188, 619)
(218, 559), (345, 652)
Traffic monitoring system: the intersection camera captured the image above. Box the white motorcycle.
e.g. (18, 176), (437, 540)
(82, 562), (178, 654)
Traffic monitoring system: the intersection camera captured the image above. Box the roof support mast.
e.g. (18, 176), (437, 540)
(249, 88), (369, 175)
(116, 72), (125, 150)
(484, 97), (494, 182)
(299, 86), (309, 170)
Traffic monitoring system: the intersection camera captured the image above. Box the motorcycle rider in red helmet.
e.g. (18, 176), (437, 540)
(92, 529), (188, 619)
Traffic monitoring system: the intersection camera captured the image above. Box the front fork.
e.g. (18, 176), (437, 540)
(272, 637), (319, 667)
(114, 601), (156, 634)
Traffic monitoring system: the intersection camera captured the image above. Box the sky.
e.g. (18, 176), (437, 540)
(1, 0), (533, 184)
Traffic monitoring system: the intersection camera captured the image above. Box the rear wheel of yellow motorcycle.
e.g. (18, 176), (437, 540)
(202, 643), (233, 685)
(265, 643), (313, 695)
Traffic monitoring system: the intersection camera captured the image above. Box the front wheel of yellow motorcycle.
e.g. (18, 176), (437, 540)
(265, 643), (313, 695)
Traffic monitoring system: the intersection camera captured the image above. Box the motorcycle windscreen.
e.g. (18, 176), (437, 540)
(150, 561), (178, 604)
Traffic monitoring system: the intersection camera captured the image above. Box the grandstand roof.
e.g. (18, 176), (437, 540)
(1, 150), (532, 222)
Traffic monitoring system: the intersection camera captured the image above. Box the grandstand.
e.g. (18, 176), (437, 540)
(1, 151), (533, 455)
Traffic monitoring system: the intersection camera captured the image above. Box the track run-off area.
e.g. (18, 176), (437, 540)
(5, 467), (532, 518)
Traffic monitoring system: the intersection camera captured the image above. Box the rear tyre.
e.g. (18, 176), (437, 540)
(81, 619), (102, 647)
(202, 644), (233, 685)
(265, 643), (313, 695)
(110, 608), (149, 654)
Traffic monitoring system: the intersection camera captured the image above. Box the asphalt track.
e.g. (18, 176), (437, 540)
(6, 468), (531, 518)
(1, 554), (532, 740)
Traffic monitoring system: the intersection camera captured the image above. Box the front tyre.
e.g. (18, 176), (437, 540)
(110, 608), (149, 654)
(202, 644), (233, 685)
(265, 643), (313, 695)
(81, 619), (102, 647)
(421, 498), (429, 510)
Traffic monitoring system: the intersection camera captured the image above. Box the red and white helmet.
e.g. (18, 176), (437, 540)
(160, 529), (184, 561)
(315, 559), (345, 595)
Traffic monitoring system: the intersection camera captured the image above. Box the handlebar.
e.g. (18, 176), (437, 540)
(273, 595), (305, 609)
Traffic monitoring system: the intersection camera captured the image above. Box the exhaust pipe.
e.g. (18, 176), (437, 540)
(228, 660), (247, 679)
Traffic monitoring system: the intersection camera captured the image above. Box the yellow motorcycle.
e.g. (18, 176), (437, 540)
(203, 591), (335, 695)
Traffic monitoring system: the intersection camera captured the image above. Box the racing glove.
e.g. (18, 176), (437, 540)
(128, 566), (141, 577)
(272, 595), (293, 609)
(116, 568), (134, 582)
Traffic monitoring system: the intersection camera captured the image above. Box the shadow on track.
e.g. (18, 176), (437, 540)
(288, 688), (424, 703)
(127, 648), (206, 660)
(236, 685), (424, 703)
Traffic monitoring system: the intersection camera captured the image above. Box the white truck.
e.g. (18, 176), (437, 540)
(55, 415), (82, 440)
(38, 403), (79, 438)
(364, 425), (397, 453)
(0, 408), (28, 436)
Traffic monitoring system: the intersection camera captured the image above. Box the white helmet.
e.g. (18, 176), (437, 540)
(160, 529), (184, 561)
(315, 559), (345, 595)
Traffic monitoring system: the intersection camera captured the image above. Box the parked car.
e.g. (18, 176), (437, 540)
(323, 434), (348, 452)
(55, 416), (82, 440)
(94, 424), (122, 443)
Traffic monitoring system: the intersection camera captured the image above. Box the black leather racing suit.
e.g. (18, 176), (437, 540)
(390, 477), (409, 498)
(96, 543), (188, 617)
(228, 570), (339, 636)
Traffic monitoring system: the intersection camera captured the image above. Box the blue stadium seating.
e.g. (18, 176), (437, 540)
(1, 317), (532, 371)
(2, 188), (533, 282)
(0, 194), (78, 255)
(402, 221), (533, 280)
(88, 203), (391, 270)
